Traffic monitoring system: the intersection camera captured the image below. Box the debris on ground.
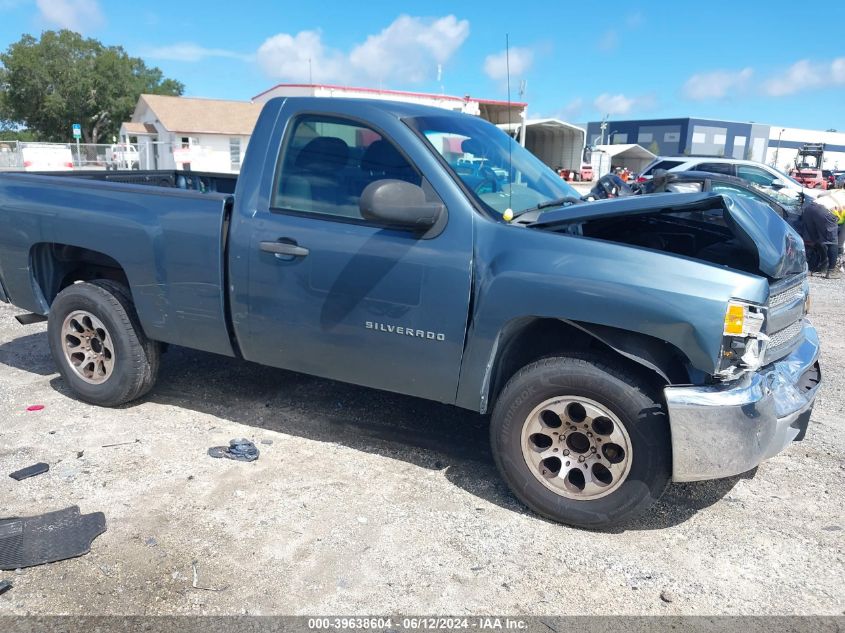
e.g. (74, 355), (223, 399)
(207, 438), (259, 462)
(25, 405), (44, 412)
(0, 579), (12, 595)
(660, 589), (675, 603)
(191, 560), (227, 592)
(0, 506), (106, 570)
(101, 439), (140, 448)
(8, 462), (49, 481)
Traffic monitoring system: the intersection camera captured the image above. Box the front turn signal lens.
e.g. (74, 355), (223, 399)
(724, 303), (745, 335)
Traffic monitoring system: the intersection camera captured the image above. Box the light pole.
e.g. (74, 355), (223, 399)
(774, 128), (784, 167)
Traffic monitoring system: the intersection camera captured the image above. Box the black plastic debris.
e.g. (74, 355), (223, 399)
(0, 579), (11, 595)
(207, 438), (260, 462)
(0, 506), (106, 570)
(9, 462), (49, 481)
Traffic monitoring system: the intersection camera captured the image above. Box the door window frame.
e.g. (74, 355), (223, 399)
(268, 112), (436, 231)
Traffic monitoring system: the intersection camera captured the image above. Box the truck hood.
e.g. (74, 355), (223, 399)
(526, 192), (805, 279)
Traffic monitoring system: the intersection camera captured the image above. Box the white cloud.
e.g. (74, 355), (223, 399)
(257, 14), (470, 85)
(257, 30), (344, 83)
(764, 58), (845, 96)
(593, 93), (655, 116)
(482, 46), (534, 82)
(683, 67), (753, 100)
(349, 15), (469, 83)
(35, 0), (103, 31)
(146, 43), (252, 63)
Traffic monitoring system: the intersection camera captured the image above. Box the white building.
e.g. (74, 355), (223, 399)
(120, 95), (262, 172)
(765, 126), (845, 173)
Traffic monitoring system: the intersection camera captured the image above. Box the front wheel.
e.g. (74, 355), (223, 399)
(48, 280), (160, 406)
(490, 354), (671, 529)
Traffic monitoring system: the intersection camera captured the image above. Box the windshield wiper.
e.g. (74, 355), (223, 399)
(511, 195), (583, 219)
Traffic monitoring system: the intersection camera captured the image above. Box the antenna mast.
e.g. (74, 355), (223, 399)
(505, 34), (513, 214)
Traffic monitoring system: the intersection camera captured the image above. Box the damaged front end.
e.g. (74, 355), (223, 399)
(526, 192), (806, 280)
(527, 192), (820, 481)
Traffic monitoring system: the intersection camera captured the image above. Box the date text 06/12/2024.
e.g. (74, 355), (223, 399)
(307, 617), (528, 630)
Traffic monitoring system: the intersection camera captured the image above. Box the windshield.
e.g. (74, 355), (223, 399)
(407, 114), (579, 217)
(747, 182), (802, 212)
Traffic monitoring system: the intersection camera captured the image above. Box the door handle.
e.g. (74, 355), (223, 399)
(260, 240), (310, 258)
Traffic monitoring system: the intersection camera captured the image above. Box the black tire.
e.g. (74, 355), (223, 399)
(48, 280), (160, 406)
(490, 354), (671, 529)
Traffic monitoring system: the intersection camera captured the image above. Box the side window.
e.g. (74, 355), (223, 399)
(711, 182), (760, 203)
(695, 162), (734, 176)
(272, 115), (422, 220)
(736, 165), (776, 187)
(650, 160), (683, 173)
(667, 181), (703, 193)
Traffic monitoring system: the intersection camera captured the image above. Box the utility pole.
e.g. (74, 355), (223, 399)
(599, 114), (609, 146)
(774, 128), (784, 167)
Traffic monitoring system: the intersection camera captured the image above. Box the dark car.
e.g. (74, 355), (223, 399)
(641, 170), (804, 229)
(833, 171), (845, 189)
(823, 170), (834, 189)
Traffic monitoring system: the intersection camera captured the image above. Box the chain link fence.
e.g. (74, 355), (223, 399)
(0, 140), (230, 172)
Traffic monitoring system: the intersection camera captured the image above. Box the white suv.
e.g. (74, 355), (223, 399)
(637, 156), (820, 198)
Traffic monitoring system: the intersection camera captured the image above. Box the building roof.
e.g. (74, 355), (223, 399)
(137, 94), (263, 135)
(525, 118), (586, 134)
(121, 121), (158, 135)
(593, 143), (656, 160)
(253, 83), (527, 108)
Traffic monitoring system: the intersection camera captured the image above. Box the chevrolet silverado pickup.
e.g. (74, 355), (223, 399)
(0, 97), (821, 528)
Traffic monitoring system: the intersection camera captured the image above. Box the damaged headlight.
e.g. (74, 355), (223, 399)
(716, 300), (768, 379)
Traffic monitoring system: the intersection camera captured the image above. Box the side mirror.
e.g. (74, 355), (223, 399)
(360, 179), (444, 230)
(771, 178), (785, 189)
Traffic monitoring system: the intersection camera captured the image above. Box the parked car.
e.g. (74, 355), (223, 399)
(105, 143), (140, 170)
(637, 156), (821, 198)
(0, 97), (820, 529)
(641, 170), (803, 228)
(832, 171), (845, 189)
(634, 157), (688, 182)
(19, 143), (74, 171)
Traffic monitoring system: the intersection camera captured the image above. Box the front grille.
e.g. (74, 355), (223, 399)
(764, 273), (808, 364)
(768, 318), (803, 349)
(769, 281), (805, 308)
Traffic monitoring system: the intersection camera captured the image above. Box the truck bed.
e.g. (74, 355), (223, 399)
(30, 168), (238, 194)
(0, 172), (237, 358)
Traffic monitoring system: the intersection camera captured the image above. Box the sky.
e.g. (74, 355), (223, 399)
(1, 0), (844, 130)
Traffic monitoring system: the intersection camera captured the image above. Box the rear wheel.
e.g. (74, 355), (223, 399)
(490, 354), (671, 529)
(48, 280), (160, 406)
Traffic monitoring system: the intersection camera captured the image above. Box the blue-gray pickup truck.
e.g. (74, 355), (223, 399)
(0, 98), (821, 528)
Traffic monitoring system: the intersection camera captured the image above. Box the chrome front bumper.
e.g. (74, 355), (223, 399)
(665, 322), (821, 482)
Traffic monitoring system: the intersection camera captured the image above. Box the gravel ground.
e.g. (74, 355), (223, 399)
(0, 278), (843, 616)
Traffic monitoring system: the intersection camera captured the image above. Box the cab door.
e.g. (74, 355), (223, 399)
(236, 102), (474, 404)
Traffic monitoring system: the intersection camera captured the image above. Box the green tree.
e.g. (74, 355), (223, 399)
(0, 30), (183, 144)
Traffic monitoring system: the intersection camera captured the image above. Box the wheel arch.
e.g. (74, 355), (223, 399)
(482, 317), (692, 414)
(29, 243), (130, 312)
